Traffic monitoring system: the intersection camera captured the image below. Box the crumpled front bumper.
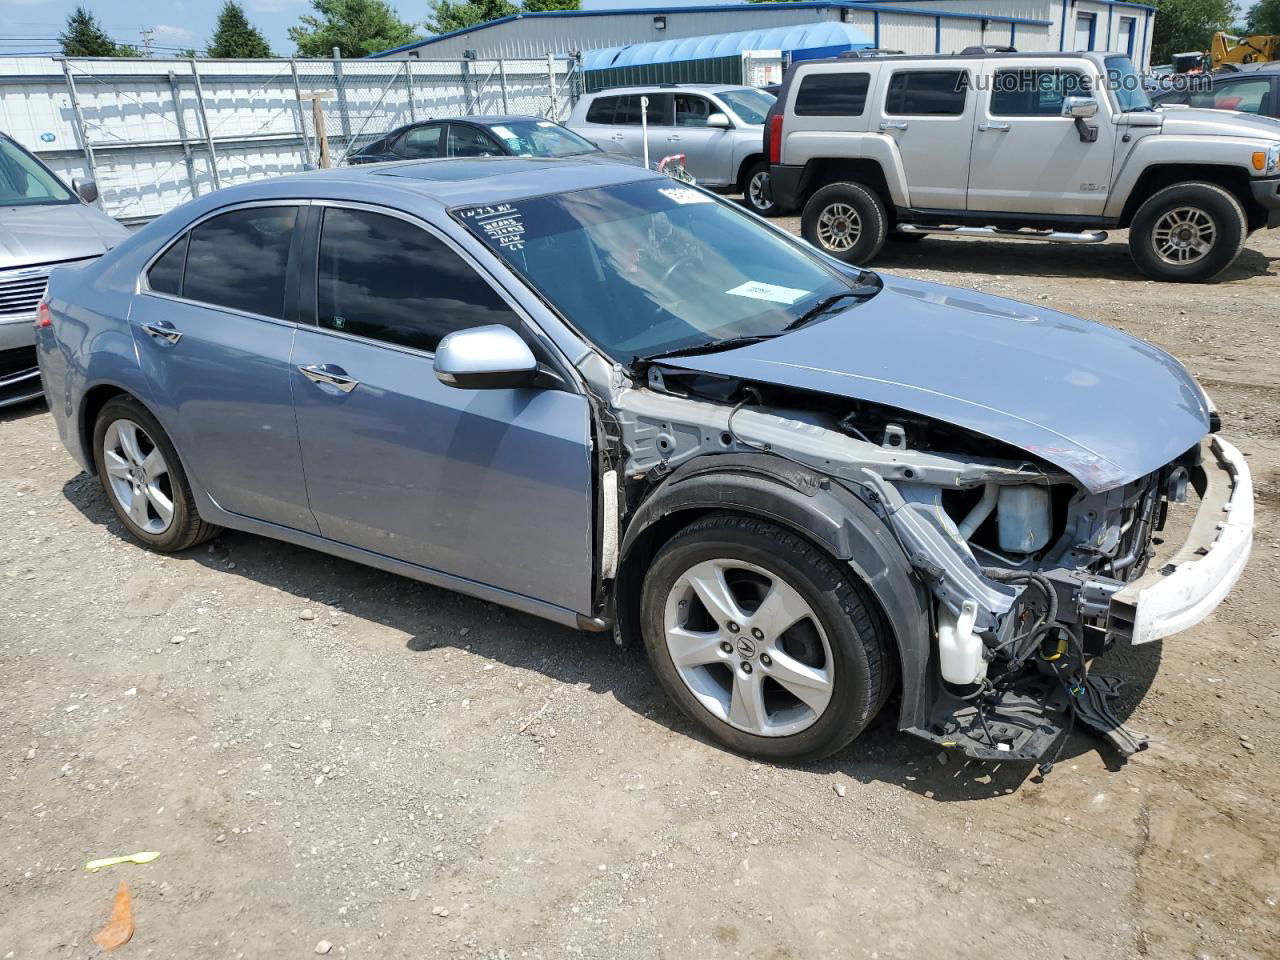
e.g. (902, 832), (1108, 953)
(1108, 436), (1253, 645)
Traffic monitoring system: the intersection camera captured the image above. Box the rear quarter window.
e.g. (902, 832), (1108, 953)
(585, 96), (618, 123)
(794, 72), (871, 116)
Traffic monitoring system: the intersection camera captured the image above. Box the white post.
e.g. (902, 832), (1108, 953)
(641, 95), (649, 169)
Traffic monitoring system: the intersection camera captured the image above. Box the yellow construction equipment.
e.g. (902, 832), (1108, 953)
(1209, 32), (1280, 68)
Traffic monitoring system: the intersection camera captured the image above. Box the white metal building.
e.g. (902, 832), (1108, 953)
(371, 0), (1156, 69)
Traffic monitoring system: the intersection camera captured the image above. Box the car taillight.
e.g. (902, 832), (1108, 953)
(768, 114), (783, 165)
(36, 300), (53, 329)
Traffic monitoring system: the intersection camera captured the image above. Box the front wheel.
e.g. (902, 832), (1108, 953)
(801, 181), (888, 265)
(640, 514), (893, 762)
(1128, 181), (1246, 282)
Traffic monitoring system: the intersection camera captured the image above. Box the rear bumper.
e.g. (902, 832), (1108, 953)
(1108, 435), (1253, 645)
(1250, 176), (1280, 228)
(769, 163), (807, 211)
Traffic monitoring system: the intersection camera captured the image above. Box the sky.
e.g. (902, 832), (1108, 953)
(0, 0), (737, 57)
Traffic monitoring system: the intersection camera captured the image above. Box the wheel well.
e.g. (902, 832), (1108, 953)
(799, 159), (892, 213)
(613, 506), (902, 700)
(735, 153), (764, 193)
(1120, 165), (1260, 230)
(78, 385), (129, 472)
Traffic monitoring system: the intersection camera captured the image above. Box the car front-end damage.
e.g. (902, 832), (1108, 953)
(602, 360), (1253, 765)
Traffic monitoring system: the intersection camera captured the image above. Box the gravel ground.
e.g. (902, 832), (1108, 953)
(2, 221), (1278, 960)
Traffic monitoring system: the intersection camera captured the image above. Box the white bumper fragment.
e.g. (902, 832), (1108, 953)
(1110, 436), (1253, 645)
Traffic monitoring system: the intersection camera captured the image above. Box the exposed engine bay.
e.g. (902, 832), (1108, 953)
(600, 362), (1213, 767)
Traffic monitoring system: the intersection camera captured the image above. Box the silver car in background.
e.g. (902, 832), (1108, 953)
(1, 132), (129, 407)
(567, 84), (778, 215)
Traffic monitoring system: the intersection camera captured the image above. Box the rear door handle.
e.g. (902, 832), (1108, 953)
(666, 135), (681, 141)
(878, 121), (909, 131)
(140, 321), (182, 344)
(977, 122), (1012, 132)
(298, 363), (359, 393)
(610, 133), (625, 141)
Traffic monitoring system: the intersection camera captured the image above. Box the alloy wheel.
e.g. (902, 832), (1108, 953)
(662, 558), (835, 737)
(1152, 205), (1216, 265)
(748, 170), (774, 211)
(102, 418), (175, 535)
(816, 202), (861, 252)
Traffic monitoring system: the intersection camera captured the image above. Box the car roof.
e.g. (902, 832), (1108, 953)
(409, 115), (558, 125)
(793, 50), (1112, 68)
(245, 156), (659, 207)
(584, 83), (751, 96)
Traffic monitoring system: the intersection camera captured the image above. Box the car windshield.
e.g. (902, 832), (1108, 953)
(486, 120), (600, 157)
(715, 88), (776, 125)
(454, 179), (871, 363)
(1105, 56), (1153, 112)
(0, 137), (75, 206)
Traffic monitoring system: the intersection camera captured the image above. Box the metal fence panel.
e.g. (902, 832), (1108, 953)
(0, 55), (578, 223)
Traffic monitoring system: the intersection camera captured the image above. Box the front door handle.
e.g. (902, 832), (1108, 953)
(666, 135), (681, 141)
(879, 121), (909, 131)
(298, 363), (359, 393)
(140, 321), (182, 344)
(977, 122), (1012, 132)
(610, 133), (625, 140)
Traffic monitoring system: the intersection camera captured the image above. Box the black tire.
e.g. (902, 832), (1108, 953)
(801, 181), (889, 264)
(741, 160), (781, 217)
(92, 395), (220, 552)
(640, 513), (893, 762)
(1128, 181), (1246, 282)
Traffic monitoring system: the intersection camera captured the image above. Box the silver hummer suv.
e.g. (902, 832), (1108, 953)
(766, 50), (1280, 281)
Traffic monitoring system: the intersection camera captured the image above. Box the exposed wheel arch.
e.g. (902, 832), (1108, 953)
(1119, 164), (1259, 230)
(79, 384), (132, 474)
(797, 158), (894, 214)
(613, 454), (932, 730)
(736, 153), (765, 194)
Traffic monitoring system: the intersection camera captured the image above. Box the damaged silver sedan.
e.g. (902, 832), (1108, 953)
(38, 158), (1253, 765)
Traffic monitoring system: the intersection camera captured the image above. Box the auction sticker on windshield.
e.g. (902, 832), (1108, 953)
(456, 203), (526, 252)
(727, 280), (810, 305)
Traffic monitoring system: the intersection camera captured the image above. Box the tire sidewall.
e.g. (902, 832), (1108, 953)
(801, 181), (888, 265)
(1129, 182), (1245, 283)
(640, 519), (881, 761)
(92, 397), (196, 550)
(743, 161), (778, 216)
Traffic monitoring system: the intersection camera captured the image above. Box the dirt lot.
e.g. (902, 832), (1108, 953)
(3, 223), (1279, 960)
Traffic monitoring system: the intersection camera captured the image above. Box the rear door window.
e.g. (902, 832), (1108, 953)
(316, 207), (518, 353)
(447, 125), (504, 157)
(396, 124), (444, 158)
(1190, 77), (1272, 113)
(181, 206), (297, 320)
(146, 234), (189, 296)
(616, 94), (672, 125)
(885, 70), (968, 116)
(794, 72), (871, 116)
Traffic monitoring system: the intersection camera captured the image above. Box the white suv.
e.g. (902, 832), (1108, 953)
(567, 84), (779, 214)
(766, 50), (1280, 281)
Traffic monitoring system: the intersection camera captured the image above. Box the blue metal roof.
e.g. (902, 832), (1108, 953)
(581, 21), (871, 70)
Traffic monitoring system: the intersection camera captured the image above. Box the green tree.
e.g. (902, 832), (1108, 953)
(59, 6), (130, 57)
(289, 0), (419, 57)
(207, 1), (274, 58)
(1245, 0), (1280, 33)
(1150, 0), (1238, 63)
(424, 0), (517, 35)
(521, 0), (581, 13)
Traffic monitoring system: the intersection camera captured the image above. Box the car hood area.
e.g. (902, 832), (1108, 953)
(658, 274), (1211, 493)
(1154, 106), (1280, 142)
(0, 202), (130, 271)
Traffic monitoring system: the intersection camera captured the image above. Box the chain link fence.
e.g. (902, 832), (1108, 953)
(1, 54), (579, 222)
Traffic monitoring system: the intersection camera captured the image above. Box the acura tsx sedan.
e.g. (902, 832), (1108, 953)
(36, 157), (1253, 764)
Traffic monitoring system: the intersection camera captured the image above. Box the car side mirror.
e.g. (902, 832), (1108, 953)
(72, 177), (99, 204)
(434, 324), (539, 390)
(707, 112), (732, 129)
(1060, 96), (1098, 119)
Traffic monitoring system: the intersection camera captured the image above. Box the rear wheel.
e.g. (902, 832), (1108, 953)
(801, 181), (888, 265)
(742, 160), (779, 216)
(1128, 181), (1246, 282)
(640, 514), (892, 762)
(92, 395), (219, 552)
